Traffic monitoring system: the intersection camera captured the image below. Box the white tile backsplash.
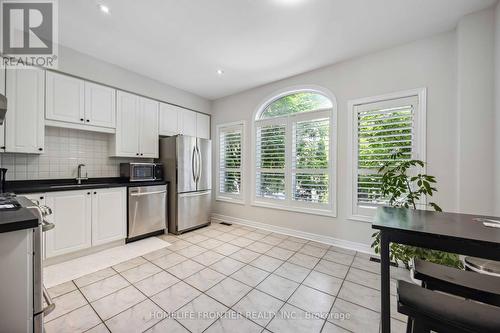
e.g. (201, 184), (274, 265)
(0, 127), (152, 181)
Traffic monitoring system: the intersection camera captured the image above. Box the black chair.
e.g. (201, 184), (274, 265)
(412, 259), (500, 307)
(397, 280), (500, 333)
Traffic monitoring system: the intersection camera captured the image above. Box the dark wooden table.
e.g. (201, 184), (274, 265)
(372, 207), (500, 333)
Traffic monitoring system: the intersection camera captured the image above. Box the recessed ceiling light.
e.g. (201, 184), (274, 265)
(216, 69), (224, 76)
(98, 4), (110, 14)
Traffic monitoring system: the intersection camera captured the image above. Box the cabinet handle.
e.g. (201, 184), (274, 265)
(80, 118), (84, 122)
(94, 192), (97, 195)
(86, 120), (90, 123)
(87, 192), (91, 195)
(38, 148), (43, 151)
(40, 196), (44, 200)
(136, 153), (139, 156)
(140, 153), (143, 156)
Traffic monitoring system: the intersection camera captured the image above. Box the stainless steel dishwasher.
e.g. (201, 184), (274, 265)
(127, 184), (167, 242)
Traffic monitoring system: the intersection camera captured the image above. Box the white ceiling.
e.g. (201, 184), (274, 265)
(58, 0), (496, 100)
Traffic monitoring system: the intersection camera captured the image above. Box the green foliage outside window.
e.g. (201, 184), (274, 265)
(222, 131), (241, 194)
(261, 92), (332, 119)
(357, 107), (413, 204)
(294, 119), (329, 203)
(257, 91), (331, 203)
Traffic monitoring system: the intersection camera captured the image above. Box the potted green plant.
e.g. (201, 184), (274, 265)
(371, 152), (463, 269)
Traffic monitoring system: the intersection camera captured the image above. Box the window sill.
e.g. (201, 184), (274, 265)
(348, 214), (374, 224)
(251, 200), (336, 218)
(216, 196), (245, 205)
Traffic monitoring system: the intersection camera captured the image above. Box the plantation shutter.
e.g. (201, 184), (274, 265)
(292, 117), (330, 204)
(219, 124), (243, 197)
(355, 96), (418, 206)
(255, 123), (286, 200)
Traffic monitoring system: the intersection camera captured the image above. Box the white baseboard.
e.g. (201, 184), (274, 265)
(211, 213), (373, 255)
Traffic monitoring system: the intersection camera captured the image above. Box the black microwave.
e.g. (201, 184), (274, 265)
(120, 163), (163, 182)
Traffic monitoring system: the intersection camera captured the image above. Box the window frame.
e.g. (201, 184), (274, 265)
(251, 86), (337, 217)
(216, 121), (246, 205)
(347, 88), (427, 223)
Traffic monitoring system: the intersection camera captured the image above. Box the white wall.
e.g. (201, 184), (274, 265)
(495, 2), (500, 217)
(57, 45), (211, 114)
(212, 31), (458, 246)
(456, 9), (496, 215)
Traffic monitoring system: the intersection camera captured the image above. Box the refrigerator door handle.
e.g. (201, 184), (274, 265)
(192, 146), (197, 183)
(196, 145), (202, 184)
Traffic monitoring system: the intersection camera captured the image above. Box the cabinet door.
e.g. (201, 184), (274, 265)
(139, 97), (159, 158)
(115, 91), (140, 157)
(5, 67), (45, 154)
(91, 188), (126, 246)
(0, 64), (5, 151)
(196, 113), (210, 139)
(45, 190), (92, 258)
(85, 82), (116, 129)
(46, 71), (85, 124)
(159, 103), (180, 136)
(180, 109), (197, 137)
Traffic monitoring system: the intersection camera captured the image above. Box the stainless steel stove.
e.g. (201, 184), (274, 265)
(0, 194), (55, 332)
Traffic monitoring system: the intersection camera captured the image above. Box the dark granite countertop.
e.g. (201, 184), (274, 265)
(0, 197), (39, 234)
(5, 177), (169, 194)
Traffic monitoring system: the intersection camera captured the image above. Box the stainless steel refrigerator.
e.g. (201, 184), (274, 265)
(159, 136), (212, 234)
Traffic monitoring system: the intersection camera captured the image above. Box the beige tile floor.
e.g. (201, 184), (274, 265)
(44, 223), (410, 333)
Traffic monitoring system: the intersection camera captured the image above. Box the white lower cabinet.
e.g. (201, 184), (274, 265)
(42, 188), (126, 258)
(91, 188), (126, 246)
(45, 190), (92, 258)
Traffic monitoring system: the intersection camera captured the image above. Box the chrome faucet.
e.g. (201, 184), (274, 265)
(76, 164), (88, 185)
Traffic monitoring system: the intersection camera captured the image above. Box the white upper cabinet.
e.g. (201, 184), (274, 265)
(114, 91), (140, 157)
(160, 103), (211, 139)
(112, 91), (159, 158)
(5, 67), (45, 154)
(45, 72), (116, 133)
(196, 113), (210, 139)
(159, 102), (180, 136)
(180, 109), (197, 137)
(91, 188), (126, 246)
(46, 71), (85, 124)
(84, 82), (116, 129)
(139, 97), (159, 158)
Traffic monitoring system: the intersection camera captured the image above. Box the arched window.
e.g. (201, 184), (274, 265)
(253, 88), (336, 215)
